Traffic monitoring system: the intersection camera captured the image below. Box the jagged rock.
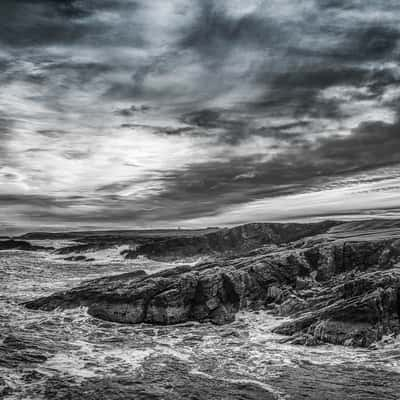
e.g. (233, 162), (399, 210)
(124, 221), (339, 260)
(0, 239), (53, 252)
(24, 221), (400, 347)
(277, 295), (308, 315)
(57, 242), (123, 255)
(302, 240), (397, 281)
(24, 251), (309, 325)
(64, 255), (94, 262)
(273, 270), (400, 347)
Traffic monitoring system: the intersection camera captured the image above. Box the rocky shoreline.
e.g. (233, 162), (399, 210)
(24, 220), (400, 348)
(0, 239), (53, 252)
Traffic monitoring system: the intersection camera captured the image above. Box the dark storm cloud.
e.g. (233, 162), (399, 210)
(43, 61), (114, 83)
(179, 0), (283, 56)
(291, 25), (400, 62)
(139, 116), (400, 221)
(114, 105), (151, 117)
(249, 65), (399, 121)
(0, 0), (142, 47)
(0, 59), (113, 96)
(181, 109), (313, 145)
(117, 123), (197, 137)
(177, 59), (400, 144)
(179, 1), (400, 64)
(0, 0), (90, 47)
(317, 0), (352, 9)
(28, 0), (91, 18)
(102, 50), (193, 103)
(5, 111), (400, 226)
(319, 119), (400, 166)
(3, 0), (400, 231)
(344, 26), (400, 60)
(101, 1), (400, 135)
(0, 115), (16, 164)
(0, 57), (13, 74)
(37, 130), (69, 138)
(0, 194), (59, 208)
(96, 182), (134, 193)
(181, 109), (252, 144)
(0, 116), (13, 134)
(62, 150), (91, 160)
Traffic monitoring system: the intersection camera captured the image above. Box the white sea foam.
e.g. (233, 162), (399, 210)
(42, 352), (98, 378)
(2, 250), (400, 399)
(153, 344), (193, 362)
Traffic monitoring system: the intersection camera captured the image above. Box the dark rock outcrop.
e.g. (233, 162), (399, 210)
(64, 255), (95, 262)
(124, 221), (339, 260)
(274, 269), (400, 346)
(57, 242), (125, 255)
(24, 249), (310, 325)
(0, 239), (53, 252)
(51, 221), (338, 259)
(24, 220), (400, 347)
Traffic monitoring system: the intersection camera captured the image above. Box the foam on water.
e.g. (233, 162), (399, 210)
(42, 352), (98, 378)
(2, 249), (400, 400)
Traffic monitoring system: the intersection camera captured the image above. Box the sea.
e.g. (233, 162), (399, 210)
(1, 242), (400, 399)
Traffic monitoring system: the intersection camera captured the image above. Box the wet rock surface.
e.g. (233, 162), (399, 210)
(24, 249), (310, 326)
(63, 255), (95, 262)
(25, 220), (400, 347)
(0, 239), (53, 252)
(274, 268), (400, 347)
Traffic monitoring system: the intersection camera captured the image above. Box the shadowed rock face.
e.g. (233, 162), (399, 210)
(24, 220), (400, 347)
(24, 250), (310, 325)
(274, 269), (400, 346)
(123, 221), (339, 260)
(0, 239), (53, 252)
(46, 221), (337, 259)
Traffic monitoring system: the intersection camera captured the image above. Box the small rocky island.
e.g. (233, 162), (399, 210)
(25, 219), (400, 348)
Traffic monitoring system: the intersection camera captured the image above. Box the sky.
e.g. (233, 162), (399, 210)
(1, 0), (400, 233)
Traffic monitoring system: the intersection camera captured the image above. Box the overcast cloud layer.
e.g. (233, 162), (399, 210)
(1, 0), (400, 233)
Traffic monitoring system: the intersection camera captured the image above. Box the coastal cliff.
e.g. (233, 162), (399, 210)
(24, 220), (400, 347)
(122, 221), (339, 260)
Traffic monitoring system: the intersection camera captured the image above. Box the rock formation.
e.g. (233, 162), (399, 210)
(24, 220), (400, 347)
(0, 239), (53, 252)
(123, 221), (339, 260)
